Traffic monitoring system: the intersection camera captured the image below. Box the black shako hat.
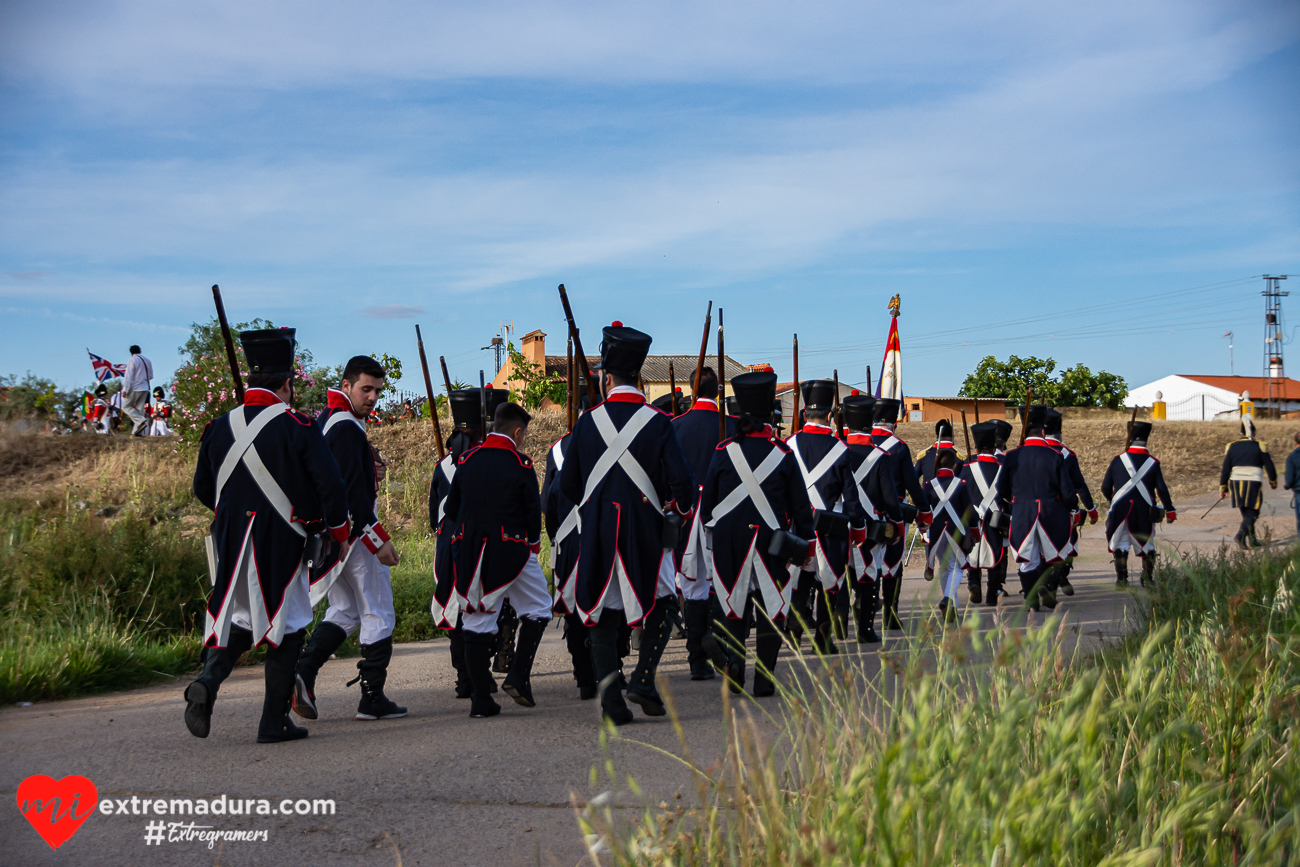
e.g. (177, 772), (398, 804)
(935, 419), (954, 440)
(873, 398), (901, 424)
(651, 391), (688, 415)
(725, 395), (741, 417)
(730, 371), (777, 420)
(800, 380), (837, 412)
(595, 322), (652, 380)
(94, 384), (108, 397)
(971, 421), (997, 451)
(842, 394), (875, 431)
(1128, 420), (1153, 442)
(152, 386), (165, 398)
(1026, 404), (1049, 429)
(449, 387), (507, 429)
(1044, 408), (1064, 438)
(992, 419), (1013, 444)
(239, 328), (296, 376)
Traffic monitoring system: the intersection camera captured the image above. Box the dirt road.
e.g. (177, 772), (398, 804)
(4, 483), (1290, 866)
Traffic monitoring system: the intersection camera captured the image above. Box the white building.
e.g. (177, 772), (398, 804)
(1126, 374), (1300, 420)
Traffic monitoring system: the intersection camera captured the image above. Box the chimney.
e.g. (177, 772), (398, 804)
(521, 330), (546, 366)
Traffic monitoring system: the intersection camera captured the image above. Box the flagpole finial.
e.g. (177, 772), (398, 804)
(887, 294), (901, 317)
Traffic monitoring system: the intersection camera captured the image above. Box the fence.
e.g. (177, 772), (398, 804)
(1164, 392), (1240, 421)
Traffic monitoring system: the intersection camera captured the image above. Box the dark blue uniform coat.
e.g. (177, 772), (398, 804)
(960, 454), (1008, 568)
(871, 426), (931, 575)
(670, 398), (735, 577)
(845, 432), (902, 581)
(997, 437), (1077, 565)
(194, 388), (349, 648)
(699, 430), (813, 618)
(786, 424), (864, 590)
(543, 433), (582, 613)
(559, 392), (695, 626)
(428, 429), (475, 628)
(1101, 447), (1174, 555)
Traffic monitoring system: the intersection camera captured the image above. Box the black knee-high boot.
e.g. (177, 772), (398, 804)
(184, 626), (253, 738)
(1020, 565), (1056, 611)
(355, 637), (408, 720)
(258, 629), (309, 743)
(1056, 559), (1075, 596)
(1113, 550), (1129, 587)
(1140, 552), (1156, 588)
(464, 630), (501, 718)
(293, 621), (347, 720)
(987, 560), (1006, 605)
(881, 573), (904, 630)
(682, 599), (716, 680)
(751, 610), (783, 697)
(589, 609), (633, 725)
(855, 577), (880, 643)
(967, 568), (983, 604)
(626, 600), (673, 717)
(449, 622), (471, 699)
(503, 617), (548, 708)
(563, 613), (598, 699)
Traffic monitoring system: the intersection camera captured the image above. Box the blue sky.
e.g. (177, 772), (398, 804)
(2, 1), (1298, 397)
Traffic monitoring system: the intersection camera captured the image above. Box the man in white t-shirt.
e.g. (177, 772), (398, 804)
(122, 345), (154, 436)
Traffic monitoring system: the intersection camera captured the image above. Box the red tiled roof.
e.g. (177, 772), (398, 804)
(1181, 375), (1300, 400)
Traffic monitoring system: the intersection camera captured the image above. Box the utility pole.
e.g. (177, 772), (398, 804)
(1223, 331), (1233, 375)
(1263, 275), (1289, 419)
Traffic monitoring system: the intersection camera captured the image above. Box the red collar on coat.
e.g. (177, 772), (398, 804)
(481, 432), (519, 451)
(936, 468), (956, 478)
(1127, 446), (1149, 455)
(745, 424), (775, 438)
(799, 423), (833, 435)
(604, 392), (646, 405)
(1023, 437), (1051, 447)
(934, 440), (954, 449)
(691, 398), (717, 410)
(326, 387), (363, 418)
(846, 432), (874, 445)
(975, 454), (1000, 464)
(244, 388), (284, 407)
(871, 426), (895, 437)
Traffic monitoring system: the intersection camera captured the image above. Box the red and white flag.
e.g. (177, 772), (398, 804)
(877, 316), (902, 414)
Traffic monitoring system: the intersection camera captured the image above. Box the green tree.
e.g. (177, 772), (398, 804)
(958, 355), (1128, 408)
(0, 374), (76, 425)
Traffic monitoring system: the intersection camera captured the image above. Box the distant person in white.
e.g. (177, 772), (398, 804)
(122, 345), (154, 437)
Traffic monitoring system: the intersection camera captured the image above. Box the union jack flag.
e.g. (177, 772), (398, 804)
(88, 349), (126, 382)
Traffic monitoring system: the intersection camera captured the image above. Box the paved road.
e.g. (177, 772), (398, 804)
(4, 482), (1291, 866)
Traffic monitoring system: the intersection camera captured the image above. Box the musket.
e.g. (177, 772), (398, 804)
(558, 284), (600, 407)
(1125, 405), (1139, 450)
(961, 409), (972, 461)
(211, 284), (245, 404)
(668, 360), (677, 416)
(833, 369), (845, 438)
(717, 307), (726, 439)
(566, 336), (575, 431)
(479, 370), (488, 445)
(692, 301), (713, 399)
(1018, 386), (1034, 447)
(439, 356), (457, 438)
(415, 324), (445, 460)
(1200, 497), (1224, 520)
(792, 334), (801, 433)
(974, 401), (981, 424)
(865, 365), (872, 395)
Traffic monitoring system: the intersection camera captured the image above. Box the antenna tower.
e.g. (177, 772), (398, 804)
(1263, 275), (1289, 419)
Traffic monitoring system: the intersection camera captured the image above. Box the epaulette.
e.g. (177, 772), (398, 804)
(289, 409), (314, 426)
(550, 433), (570, 450)
(457, 446), (482, 464)
(1260, 441), (1270, 453)
(518, 454), (533, 468)
(772, 438), (792, 453)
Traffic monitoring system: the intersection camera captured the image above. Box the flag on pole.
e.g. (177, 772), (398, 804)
(877, 314), (902, 417)
(87, 349), (126, 382)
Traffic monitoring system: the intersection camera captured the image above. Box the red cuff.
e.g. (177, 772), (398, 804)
(667, 498), (690, 517)
(849, 526), (867, 546)
(1088, 509), (1099, 520)
(807, 540), (818, 560)
(1166, 511), (1177, 522)
(328, 522), (350, 544)
(529, 540), (541, 555)
(918, 511), (933, 526)
(360, 522), (390, 554)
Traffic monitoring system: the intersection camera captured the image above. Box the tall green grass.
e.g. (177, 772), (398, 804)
(580, 548), (1300, 866)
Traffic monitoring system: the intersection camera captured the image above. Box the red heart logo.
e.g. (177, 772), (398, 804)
(16, 774), (98, 850)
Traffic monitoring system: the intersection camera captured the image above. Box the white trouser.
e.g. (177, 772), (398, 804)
(1017, 534), (1043, 573)
(940, 557), (963, 602)
(677, 568), (711, 601)
(462, 553), (552, 634)
(323, 545), (397, 645)
(604, 551), (677, 611)
(230, 565), (313, 645)
(148, 419), (171, 436)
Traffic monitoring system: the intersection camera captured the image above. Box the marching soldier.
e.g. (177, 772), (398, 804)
(559, 322), (695, 726)
(185, 328), (351, 743)
(430, 388), (508, 699)
(915, 419), (961, 485)
(871, 398), (932, 629)
(696, 370), (813, 695)
(960, 421), (1007, 606)
(293, 357), (406, 723)
(544, 399), (598, 700)
(1219, 416), (1277, 548)
(1044, 409), (1098, 596)
(841, 393), (902, 642)
(785, 380), (867, 655)
(671, 366), (734, 681)
(443, 401), (550, 718)
(89, 384), (112, 435)
(993, 419), (1013, 456)
(1102, 420), (1176, 587)
(924, 449), (975, 622)
(997, 405), (1077, 611)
